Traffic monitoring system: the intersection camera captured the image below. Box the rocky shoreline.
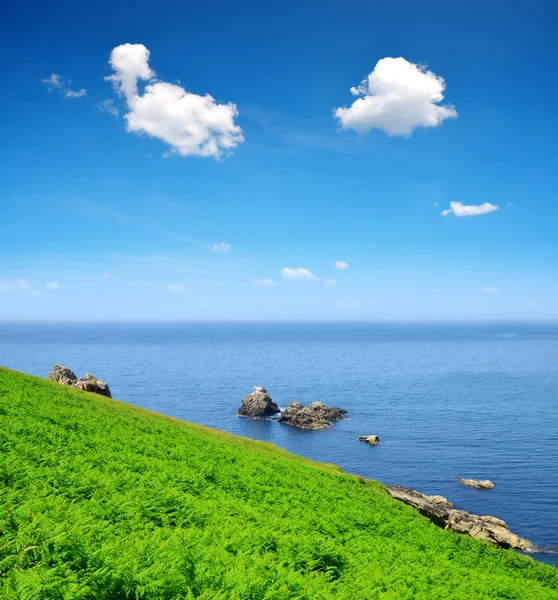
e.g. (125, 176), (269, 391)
(48, 364), (111, 397)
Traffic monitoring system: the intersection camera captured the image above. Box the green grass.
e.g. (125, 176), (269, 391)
(0, 367), (557, 599)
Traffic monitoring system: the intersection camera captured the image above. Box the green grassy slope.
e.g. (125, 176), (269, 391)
(0, 367), (557, 600)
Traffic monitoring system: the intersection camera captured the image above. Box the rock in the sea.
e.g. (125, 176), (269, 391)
(458, 478), (495, 490)
(359, 435), (380, 445)
(278, 401), (347, 429)
(385, 484), (530, 550)
(47, 365), (112, 398)
(238, 386), (280, 418)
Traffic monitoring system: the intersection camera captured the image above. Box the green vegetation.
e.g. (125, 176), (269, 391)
(1, 367), (557, 599)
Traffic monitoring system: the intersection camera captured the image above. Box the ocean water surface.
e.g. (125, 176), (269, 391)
(1, 321), (557, 566)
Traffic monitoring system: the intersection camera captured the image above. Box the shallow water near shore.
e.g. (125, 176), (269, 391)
(1, 321), (557, 566)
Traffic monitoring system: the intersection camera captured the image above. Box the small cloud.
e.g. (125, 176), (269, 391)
(481, 286), (501, 294)
(253, 278), (278, 287)
(334, 57), (457, 137)
(99, 98), (119, 117)
(505, 202), (515, 208)
(281, 267), (319, 281)
(324, 278), (337, 286)
(334, 260), (349, 270)
(433, 202), (440, 207)
(105, 43), (243, 158)
(0, 279), (41, 295)
(46, 281), (61, 291)
(169, 285), (184, 292)
(208, 242), (231, 253)
(100, 273), (111, 279)
(441, 201), (499, 217)
(42, 73), (86, 99)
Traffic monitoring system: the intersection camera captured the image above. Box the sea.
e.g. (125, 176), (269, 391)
(1, 321), (557, 567)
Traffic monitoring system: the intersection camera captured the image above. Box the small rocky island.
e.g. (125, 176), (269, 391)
(458, 478), (495, 489)
(386, 485), (530, 551)
(237, 387), (347, 429)
(48, 364), (112, 398)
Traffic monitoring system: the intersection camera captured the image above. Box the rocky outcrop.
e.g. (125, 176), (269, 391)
(359, 435), (380, 445)
(458, 478), (495, 489)
(48, 365), (112, 398)
(385, 484), (530, 551)
(278, 401), (347, 430)
(237, 387), (280, 418)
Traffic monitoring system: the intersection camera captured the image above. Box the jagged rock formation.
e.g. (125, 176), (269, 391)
(48, 364), (112, 398)
(386, 484), (530, 550)
(237, 386), (280, 418)
(359, 435), (380, 445)
(278, 401), (347, 430)
(458, 478), (495, 489)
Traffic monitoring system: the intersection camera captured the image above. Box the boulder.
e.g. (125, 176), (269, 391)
(48, 364), (77, 386)
(458, 478), (495, 490)
(278, 401), (347, 430)
(385, 484), (530, 551)
(47, 365), (111, 398)
(359, 435), (380, 445)
(238, 386), (280, 418)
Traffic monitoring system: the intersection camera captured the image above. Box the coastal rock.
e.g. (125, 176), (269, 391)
(359, 435), (380, 445)
(278, 401), (347, 430)
(385, 484), (530, 550)
(237, 386), (280, 418)
(458, 478), (495, 490)
(48, 364), (77, 386)
(47, 365), (112, 398)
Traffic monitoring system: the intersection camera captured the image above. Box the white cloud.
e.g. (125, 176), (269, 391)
(46, 281), (60, 291)
(253, 278), (278, 287)
(99, 98), (119, 117)
(106, 43), (243, 158)
(334, 260), (349, 270)
(441, 201), (499, 217)
(334, 57), (457, 136)
(208, 242), (231, 253)
(324, 278), (337, 286)
(42, 73), (86, 98)
(281, 267), (318, 281)
(481, 286), (501, 294)
(0, 279), (41, 295)
(169, 285), (184, 293)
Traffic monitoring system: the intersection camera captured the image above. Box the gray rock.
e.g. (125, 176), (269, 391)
(47, 365), (111, 398)
(238, 387), (280, 418)
(385, 484), (530, 550)
(278, 401), (347, 429)
(359, 435), (380, 445)
(458, 478), (495, 489)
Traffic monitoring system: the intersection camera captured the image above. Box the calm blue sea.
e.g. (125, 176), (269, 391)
(1, 322), (557, 566)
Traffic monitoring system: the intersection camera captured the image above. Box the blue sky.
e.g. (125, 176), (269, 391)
(1, 0), (557, 320)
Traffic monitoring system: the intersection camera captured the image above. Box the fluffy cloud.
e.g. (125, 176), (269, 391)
(441, 201), (499, 217)
(42, 73), (86, 98)
(334, 57), (457, 136)
(106, 43), (243, 158)
(169, 285), (184, 293)
(46, 281), (61, 291)
(334, 260), (349, 270)
(281, 267), (318, 281)
(253, 278), (278, 287)
(208, 242), (231, 253)
(481, 286), (501, 294)
(324, 278), (337, 286)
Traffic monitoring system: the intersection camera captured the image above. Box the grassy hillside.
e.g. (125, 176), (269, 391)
(0, 367), (557, 600)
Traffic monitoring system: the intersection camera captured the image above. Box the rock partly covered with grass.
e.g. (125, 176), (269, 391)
(458, 478), (495, 489)
(48, 364), (111, 398)
(386, 485), (530, 550)
(237, 386), (280, 418)
(279, 401), (347, 429)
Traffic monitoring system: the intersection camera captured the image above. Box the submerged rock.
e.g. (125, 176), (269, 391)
(458, 478), (495, 490)
(238, 386), (280, 418)
(359, 435), (380, 445)
(47, 365), (111, 398)
(385, 484), (530, 550)
(278, 401), (347, 429)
